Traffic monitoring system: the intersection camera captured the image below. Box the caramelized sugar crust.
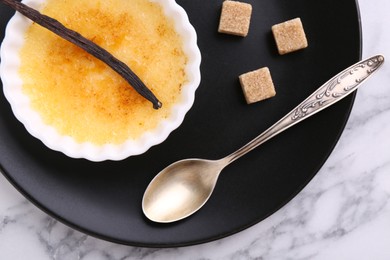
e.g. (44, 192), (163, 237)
(20, 0), (187, 144)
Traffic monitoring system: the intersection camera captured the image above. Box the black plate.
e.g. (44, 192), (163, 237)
(0, 0), (361, 247)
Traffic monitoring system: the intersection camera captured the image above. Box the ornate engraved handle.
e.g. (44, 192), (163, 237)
(223, 55), (385, 165)
(292, 55), (384, 120)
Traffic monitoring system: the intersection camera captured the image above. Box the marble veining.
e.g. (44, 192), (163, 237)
(1, 0), (390, 259)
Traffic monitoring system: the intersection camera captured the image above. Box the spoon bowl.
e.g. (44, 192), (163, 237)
(142, 55), (384, 223)
(142, 159), (225, 223)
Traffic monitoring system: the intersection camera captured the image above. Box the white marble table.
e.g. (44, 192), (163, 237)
(1, 0), (389, 259)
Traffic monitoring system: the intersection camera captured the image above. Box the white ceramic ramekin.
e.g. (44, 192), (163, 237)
(0, 0), (201, 161)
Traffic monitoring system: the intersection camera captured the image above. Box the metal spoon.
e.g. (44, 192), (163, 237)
(142, 55), (385, 223)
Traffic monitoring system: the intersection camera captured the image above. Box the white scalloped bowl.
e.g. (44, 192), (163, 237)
(0, 0), (201, 161)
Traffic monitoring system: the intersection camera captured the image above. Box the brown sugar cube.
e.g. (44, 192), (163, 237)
(239, 67), (276, 104)
(272, 18), (308, 55)
(218, 1), (252, 37)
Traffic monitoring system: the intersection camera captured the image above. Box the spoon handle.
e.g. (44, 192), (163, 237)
(223, 55), (385, 165)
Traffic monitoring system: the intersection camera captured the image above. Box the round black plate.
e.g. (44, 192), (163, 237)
(0, 0), (361, 247)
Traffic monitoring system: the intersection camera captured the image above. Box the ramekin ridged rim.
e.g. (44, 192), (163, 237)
(0, 0), (201, 161)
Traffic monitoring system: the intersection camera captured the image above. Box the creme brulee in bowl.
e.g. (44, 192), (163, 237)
(0, 0), (201, 161)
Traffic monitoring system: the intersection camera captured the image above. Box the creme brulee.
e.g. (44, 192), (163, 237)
(19, 0), (187, 145)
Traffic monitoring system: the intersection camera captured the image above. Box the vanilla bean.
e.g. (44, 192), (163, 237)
(1, 0), (162, 109)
